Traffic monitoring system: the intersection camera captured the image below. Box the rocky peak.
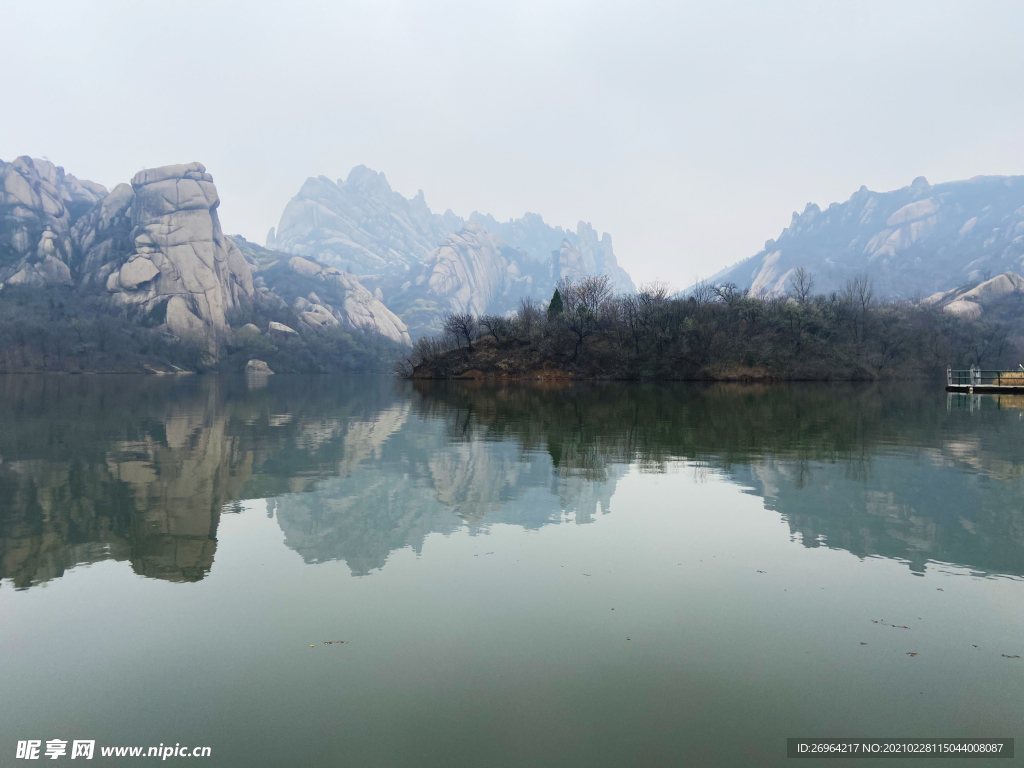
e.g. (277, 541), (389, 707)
(0, 156), (106, 288)
(272, 166), (638, 313)
(272, 168), (463, 276)
(72, 161), (255, 350)
(713, 174), (1024, 298)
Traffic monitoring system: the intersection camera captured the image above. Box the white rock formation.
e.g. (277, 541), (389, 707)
(268, 321), (298, 338)
(272, 166), (462, 275)
(416, 221), (515, 316)
(283, 256), (411, 345)
(270, 165), (636, 326)
(245, 359), (274, 374)
(924, 271), (1024, 320)
(550, 222), (635, 294)
(78, 162), (256, 350)
(0, 156), (106, 287)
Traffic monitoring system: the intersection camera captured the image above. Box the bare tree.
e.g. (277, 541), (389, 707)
(841, 274), (875, 344)
(480, 314), (512, 341)
(620, 293), (643, 353)
(514, 297), (542, 340)
(558, 274), (613, 359)
(689, 280), (717, 306)
(789, 267), (814, 304)
(443, 312), (477, 352)
(967, 321), (1007, 367)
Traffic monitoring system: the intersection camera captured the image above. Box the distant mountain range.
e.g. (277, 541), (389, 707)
(713, 175), (1024, 298)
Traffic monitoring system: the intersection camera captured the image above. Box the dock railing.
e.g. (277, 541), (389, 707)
(947, 366), (1024, 388)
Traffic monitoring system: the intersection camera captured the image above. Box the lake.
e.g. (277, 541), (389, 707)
(1, 375), (1022, 766)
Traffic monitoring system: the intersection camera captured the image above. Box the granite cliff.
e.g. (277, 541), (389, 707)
(1, 157), (253, 350)
(0, 156), (412, 367)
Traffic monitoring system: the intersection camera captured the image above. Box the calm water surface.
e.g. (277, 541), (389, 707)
(1, 376), (1023, 766)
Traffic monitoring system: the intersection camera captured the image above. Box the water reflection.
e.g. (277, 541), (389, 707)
(2, 375), (1023, 589)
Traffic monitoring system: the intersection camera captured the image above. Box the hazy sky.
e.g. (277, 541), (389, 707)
(4, 0), (1023, 287)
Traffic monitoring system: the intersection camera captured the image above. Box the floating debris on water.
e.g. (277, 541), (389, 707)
(907, 652), (918, 657)
(324, 641), (348, 645)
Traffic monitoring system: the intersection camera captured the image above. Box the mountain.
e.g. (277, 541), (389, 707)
(269, 166), (635, 334)
(383, 221), (539, 336)
(713, 175), (1024, 298)
(1, 157), (254, 352)
(1, 156), (107, 286)
(0, 156), (411, 372)
(468, 211), (635, 294)
(269, 166), (464, 276)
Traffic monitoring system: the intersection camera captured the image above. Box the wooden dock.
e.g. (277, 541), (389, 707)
(946, 367), (1024, 393)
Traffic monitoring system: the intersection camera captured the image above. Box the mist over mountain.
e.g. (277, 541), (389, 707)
(268, 165), (635, 334)
(714, 175), (1024, 298)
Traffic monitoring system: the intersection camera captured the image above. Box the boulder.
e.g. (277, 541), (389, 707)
(245, 359), (274, 374)
(288, 256), (322, 277)
(268, 321), (298, 338)
(118, 257), (160, 290)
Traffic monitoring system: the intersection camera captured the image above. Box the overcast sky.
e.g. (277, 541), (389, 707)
(3, 0), (1023, 287)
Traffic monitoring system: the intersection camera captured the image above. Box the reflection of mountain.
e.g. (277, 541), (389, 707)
(271, 410), (625, 575)
(735, 452), (1024, 576)
(4, 376), (1024, 588)
(0, 375), (624, 586)
(0, 377), (251, 587)
(411, 382), (1024, 577)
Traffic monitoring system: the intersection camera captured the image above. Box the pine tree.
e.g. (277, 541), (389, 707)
(547, 289), (563, 318)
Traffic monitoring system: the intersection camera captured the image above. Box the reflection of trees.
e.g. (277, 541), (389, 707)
(412, 381), (1024, 576)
